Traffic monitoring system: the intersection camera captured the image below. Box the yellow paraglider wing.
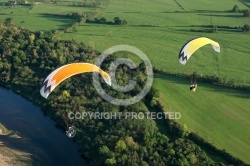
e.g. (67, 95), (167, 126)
(40, 63), (111, 99)
(179, 37), (220, 65)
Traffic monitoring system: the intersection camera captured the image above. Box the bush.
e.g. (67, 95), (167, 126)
(232, 5), (240, 12)
(99, 17), (107, 23)
(114, 17), (122, 25)
(242, 9), (250, 17)
(122, 19), (128, 25)
(241, 24), (250, 32)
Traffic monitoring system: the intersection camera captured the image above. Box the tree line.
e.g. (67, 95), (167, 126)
(86, 17), (128, 25)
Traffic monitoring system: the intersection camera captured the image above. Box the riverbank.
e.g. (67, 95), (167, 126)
(0, 142), (33, 166)
(0, 87), (89, 166)
(0, 153), (10, 166)
(0, 126), (11, 166)
(0, 82), (94, 165)
(0, 123), (32, 166)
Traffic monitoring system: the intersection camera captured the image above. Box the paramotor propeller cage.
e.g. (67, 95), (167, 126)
(66, 126), (77, 138)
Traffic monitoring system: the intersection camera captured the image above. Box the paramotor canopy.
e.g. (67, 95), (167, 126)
(40, 63), (111, 99)
(179, 37), (220, 65)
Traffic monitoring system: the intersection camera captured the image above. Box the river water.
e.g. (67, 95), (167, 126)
(0, 87), (88, 166)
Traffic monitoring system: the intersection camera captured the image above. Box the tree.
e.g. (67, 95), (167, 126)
(29, 33), (35, 43)
(241, 24), (250, 32)
(125, 137), (139, 150)
(4, 18), (12, 26)
(150, 98), (158, 107)
(100, 17), (107, 23)
(13, 56), (22, 64)
(114, 17), (122, 25)
(94, 18), (99, 23)
(212, 25), (218, 33)
(243, 9), (250, 17)
(105, 157), (116, 165)
(122, 19), (128, 25)
(72, 27), (77, 32)
(30, 3), (35, 10)
(188, 153), (198, 165)
(182, 124), (190, 137)
(99, 145), (110, 155)
(232, 5), (240, 12)
(115, 140), (127, 152)
(71, 12), (83, 18)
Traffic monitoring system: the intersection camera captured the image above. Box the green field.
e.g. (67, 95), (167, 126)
(60, 0), (250, 86)
(0, 0), (100, 31)
(154, 73), (250, 163)
(177, 0), (247, 11)
(0, 5), (77, 31)
(61, 25), (250, 86)
(1, 0), (250, 163)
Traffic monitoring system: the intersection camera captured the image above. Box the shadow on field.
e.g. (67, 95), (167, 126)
(80, 33), (106, 37)
(218, 29), (241, 32)
(55, 4), (96, 10)
(38, 13), (72, 20)
(36, 13), (77, 27)
(0, 134), (42, 165)
(157, 10), (230, 13)
(124, 11), (141, 13)
(192, 10), (230, 13)
(154, 73), (190, 86)
(173, 27), (241, 33)
(203, 84), (250, 99)
(130, 25), (159, 28)
(154, 73), (250, 99)
(197, 13), (242, 18)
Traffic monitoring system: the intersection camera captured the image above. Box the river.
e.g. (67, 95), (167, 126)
(0, 87), (89, 166)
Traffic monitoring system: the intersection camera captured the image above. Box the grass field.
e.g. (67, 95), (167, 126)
(1, 0), (250, 163)
(0, 5), (78, 31)
(60, 0), (250, 86)
(154, 73), (250, 163)
(177, 0), (248, 11)
(0, 0), (100, 31)
(61, 24), (250, 86)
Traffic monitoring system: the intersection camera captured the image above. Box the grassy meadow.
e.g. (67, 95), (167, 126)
(60, 0), (250, 86)
(0, 5), (77, 30)
(1, 0), (250, 163)
(0, 0), (100, 31)
(154, 73), (250, 163)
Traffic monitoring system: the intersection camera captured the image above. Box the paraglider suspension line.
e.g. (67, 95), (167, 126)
(63, 111), (69, 129)
(190, 72), (197, 85)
